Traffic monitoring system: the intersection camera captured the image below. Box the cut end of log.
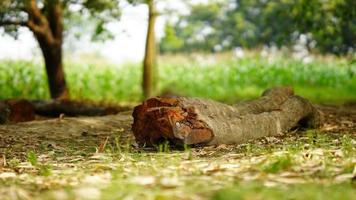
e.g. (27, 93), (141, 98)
(6, 99), (36, 123)
(132, 97), (214, 146)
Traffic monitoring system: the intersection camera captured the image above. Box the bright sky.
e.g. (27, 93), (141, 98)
(0, 0), (197, 64)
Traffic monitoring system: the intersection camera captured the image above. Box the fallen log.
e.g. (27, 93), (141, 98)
(132, 87), (323, 146)
(0, 99), (126, 124)
(30, 99), (122, 117)
(0, 99), (35, 124)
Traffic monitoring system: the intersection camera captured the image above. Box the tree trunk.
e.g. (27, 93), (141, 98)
(132, 87), (323, 146)
(34, 2), (69, 99)
(40, 41), (69, 99)
(143, 0), (157, 99)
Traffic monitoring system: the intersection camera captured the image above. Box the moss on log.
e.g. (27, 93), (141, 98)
(132, 87), (323, 146)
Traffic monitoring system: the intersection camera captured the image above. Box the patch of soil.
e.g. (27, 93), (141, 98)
(0, 111), (133, 159)
(317, 104), (356, 134)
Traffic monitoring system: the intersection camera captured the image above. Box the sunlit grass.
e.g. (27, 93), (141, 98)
(0, 53), (355, 104)
(212, 182), (356, 200)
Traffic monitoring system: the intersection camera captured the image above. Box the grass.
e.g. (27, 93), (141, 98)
(0, 52), (355, 104)
(212, 182), (356, 200)
(262, 154), (293, 173)
(1, 129), (355, 200)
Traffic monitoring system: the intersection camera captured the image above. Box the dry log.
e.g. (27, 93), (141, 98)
(0, 99), (125, 124)
(0, 99), (35, 124)
(7, 99), (36, 122)
(30, 99), (122, 117)
(132, 87), (323, 146)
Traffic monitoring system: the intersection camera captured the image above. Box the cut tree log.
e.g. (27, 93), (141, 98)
(0, 99), (126, 124)
(132, 87), (323, 146)
(0, 99), (35, 124)
(30, 99), (122, 117)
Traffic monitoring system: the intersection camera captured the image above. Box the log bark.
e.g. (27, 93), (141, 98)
(132, 87), (323, 146)
(0, 99), (125, 124)
(30, 100), (122, 117)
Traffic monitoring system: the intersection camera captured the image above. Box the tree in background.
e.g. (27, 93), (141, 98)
(159, 23), (183, 53)
(142, 0), (157, 99)
(160, 0), (355, 55)
(160, 2), (222, 53)
(129, 0), (158, 99)
(292, 0), (355, 54)
(0, 0), (120, 99)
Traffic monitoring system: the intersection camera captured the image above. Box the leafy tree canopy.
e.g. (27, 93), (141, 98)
(160, 0), (355, 55)
(0, 0), (121, 41)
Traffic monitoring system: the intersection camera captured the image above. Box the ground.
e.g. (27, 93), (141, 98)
(0, 104), (355, 200)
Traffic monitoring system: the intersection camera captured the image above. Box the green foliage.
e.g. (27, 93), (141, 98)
(38, 164), (52, 177)
(0, 60), (49, 99)
(27, 150), (38, 166)
(155, 140), (170, 153)
(7, 158), (20, 168)
(0, 53), (355, 103)
(26, 150), (52, 176)
(160, 0), (355, 54)
(341, 134), (353, 156)
(0, 0), (121, 41)
(0, 0), (27, 38)
(262, 154), (293, 173)
(160, 23), (184, 53)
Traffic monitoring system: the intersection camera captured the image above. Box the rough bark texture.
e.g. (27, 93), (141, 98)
(132, 87), (323, 146)
(34, 2), (69, 99)
(142, 0), (157, 99)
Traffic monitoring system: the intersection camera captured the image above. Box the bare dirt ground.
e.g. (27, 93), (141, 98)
(0, 105), (355, 199)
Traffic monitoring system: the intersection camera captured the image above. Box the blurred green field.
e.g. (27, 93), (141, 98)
(0, 53), (355, 104)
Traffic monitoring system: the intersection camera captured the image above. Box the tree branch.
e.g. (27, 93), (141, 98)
(25, 0), (56, 45)
(27, 20), (46, 34)
(27, 0), (46, 23)
(0, 20), (28, 27)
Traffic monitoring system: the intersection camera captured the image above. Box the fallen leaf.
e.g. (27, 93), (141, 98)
(160, 177), (182, 188)
(130, 176), (155, 186)
(0, 172), (16, 179)
(75, 187), (101, 200)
